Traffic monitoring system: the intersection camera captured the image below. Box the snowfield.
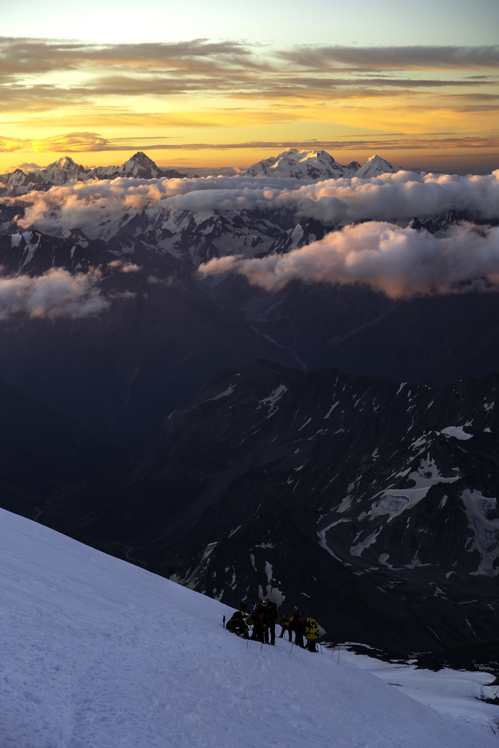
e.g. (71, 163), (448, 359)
(1, 507), (498, 748)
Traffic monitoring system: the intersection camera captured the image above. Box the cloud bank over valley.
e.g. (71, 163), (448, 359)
(199, 222), (499, 298)
(5, 169), (499, 238)
(0, 267), (107, 319)
(1, 166), (499, 316)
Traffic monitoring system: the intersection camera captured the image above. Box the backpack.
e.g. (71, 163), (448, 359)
(253, 603), (267, 625)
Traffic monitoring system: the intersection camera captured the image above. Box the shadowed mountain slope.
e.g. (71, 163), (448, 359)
(0, 380), (120, 518)
(39, 360), (499, 653)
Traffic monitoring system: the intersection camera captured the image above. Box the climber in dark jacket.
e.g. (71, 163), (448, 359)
(226, 610), (249, 638)
(264, 600), (278, 645)
(249, 602), (267, 643)
(290, 611), (305, 648)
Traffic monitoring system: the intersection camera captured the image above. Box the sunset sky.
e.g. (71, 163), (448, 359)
(1, 0), (498, 173)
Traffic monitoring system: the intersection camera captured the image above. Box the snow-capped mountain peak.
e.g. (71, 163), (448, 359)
(0, 148), (406, 198)
(121, 151), (165, 179)
(43, 156), (90, 185)
(90, 152), (184, 181)
(1, 168), (29, 187)
(245, 148), (358, 179)
(0, 152), (186, 195)
(355, 154), (402, 178)
(245, 148), (402, 180)
(54, 156), (78, 168)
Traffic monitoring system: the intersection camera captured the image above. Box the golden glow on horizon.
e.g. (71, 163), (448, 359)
(0, 37), (498, 173)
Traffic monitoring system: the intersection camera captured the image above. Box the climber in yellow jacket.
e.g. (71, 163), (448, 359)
(304, 618), (320, 652)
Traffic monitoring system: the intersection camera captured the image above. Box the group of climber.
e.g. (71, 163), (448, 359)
(226, 600), (321, 653)
(278, 611), (320, 652)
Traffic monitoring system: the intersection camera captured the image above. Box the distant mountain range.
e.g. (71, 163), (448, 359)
(245, 149), (401, 180)
(0, 152), (186, 196)
(0, 149), (403, 196)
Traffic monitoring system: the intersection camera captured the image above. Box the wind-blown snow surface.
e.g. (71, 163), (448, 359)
(1, 508), (497, 748)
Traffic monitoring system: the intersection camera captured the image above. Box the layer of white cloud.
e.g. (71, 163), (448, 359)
(0, 267), (108, 319)
(8, 170), (499, 242)
(4, 170), (499, 300)
(199, 222), (499, 299)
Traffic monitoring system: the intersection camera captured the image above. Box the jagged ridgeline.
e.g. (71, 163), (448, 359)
(0, 152), (185, 195)
(0, 149), (399, 196)
(38, 360), (499, 654)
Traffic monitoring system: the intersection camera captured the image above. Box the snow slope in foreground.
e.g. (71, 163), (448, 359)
(1, 508), (497, 748)
(340, 649), (499, 729)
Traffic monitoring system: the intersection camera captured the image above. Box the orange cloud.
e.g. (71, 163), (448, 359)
(0, 136), (26, 152)
(0, 38), (497, 172)
(32, 132), (110, 153)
